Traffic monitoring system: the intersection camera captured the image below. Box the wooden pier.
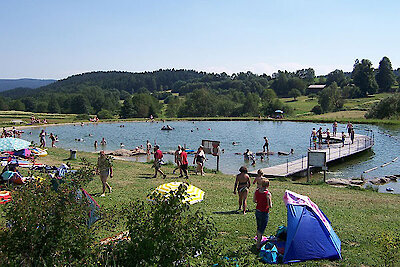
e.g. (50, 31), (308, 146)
(249, 133), (374, 178)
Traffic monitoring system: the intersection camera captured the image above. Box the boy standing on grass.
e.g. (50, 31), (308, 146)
(153, 145), (166, 179)
(253, 178), (272, 250)
(180, 147), (189, 179)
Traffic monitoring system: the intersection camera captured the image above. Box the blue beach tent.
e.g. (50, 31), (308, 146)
(283, 190), (342, 264)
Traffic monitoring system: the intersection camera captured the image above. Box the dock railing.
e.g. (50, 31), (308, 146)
(285, 131), (374, 175)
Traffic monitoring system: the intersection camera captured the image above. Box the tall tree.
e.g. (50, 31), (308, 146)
(318, 82), (344, 113)
(120, 97), (136, 118)
(375, 56), (395, 92)
(352, 59), (378, 96)
(326, 69), (347, 86)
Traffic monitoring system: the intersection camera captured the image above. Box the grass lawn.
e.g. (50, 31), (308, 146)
(0, 111), (78, 126)
(280, 93), (400, 124)
(38, 147), (400, 266)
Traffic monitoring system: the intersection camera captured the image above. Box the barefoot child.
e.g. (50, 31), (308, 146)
(253, 178), (272, 249)
(253, 169), (264, 189)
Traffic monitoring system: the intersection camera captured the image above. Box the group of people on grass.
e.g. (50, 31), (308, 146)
(30, 116), (47, 124)
(234, 166), (272, 249)
(1, 127), (22, 138)
(96, 144), (208, 195)
(311, 121), (355, 149)
(154, 144), (206, 179)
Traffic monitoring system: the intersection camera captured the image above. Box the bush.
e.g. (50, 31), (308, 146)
(0, 163), (96, 265)
(97, 109), (114, 119)
(365, 93), (400, 119)
(288, 88), (301, 100)
(100, 183), (217, 266)
(318, 82), (344, 113)
(75, 114), (90, 120)
(308, 93), (318, 100)
(311, 105), (323, 114)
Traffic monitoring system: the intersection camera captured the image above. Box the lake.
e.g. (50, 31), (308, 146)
(22, 120), (400, 193)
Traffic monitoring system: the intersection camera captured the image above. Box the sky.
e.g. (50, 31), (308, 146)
(1, 0), (399, 79)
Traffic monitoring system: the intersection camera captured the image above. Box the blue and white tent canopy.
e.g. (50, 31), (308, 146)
(0, 138), (31, 152)
(282, 190), (342, 263)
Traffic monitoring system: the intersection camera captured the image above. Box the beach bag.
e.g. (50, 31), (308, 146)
(259, 242), (278, 264)
(276, 225), (287, 241)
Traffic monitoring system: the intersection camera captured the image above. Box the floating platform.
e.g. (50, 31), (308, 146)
(249, 134), (374, 178)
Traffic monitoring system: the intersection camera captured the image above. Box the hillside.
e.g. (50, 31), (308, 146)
(0, 78), (55, 92)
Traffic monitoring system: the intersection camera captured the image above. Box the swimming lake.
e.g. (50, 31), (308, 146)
(23, 120), (400, 193)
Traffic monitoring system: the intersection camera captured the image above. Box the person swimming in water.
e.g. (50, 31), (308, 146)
(100, 138), (107, 146)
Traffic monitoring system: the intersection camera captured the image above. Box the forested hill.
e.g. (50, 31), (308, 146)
(0, 78), (55, 92)
(2, 70), (206, 99)
(0, 58), (398, 119)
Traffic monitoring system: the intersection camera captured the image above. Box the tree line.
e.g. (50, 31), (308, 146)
(0, 57), (398, 118)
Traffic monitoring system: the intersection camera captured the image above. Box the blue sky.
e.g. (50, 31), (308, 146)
(1, 0), (399, 79)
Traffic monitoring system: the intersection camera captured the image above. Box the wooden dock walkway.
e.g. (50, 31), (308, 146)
(249, 133), (374, 178)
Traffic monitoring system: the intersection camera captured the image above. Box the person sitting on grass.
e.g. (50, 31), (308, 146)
(253, 178), (272, 250)
(2, 165), (27, 185)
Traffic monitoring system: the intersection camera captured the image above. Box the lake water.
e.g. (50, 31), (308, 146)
(22, 120), (400, 193)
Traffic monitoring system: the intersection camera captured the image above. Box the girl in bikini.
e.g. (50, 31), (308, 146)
(234, 166), (251, 214)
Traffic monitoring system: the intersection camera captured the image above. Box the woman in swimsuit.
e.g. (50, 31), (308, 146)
(193, 146), (206, 176)
(233, 166), (251, 214)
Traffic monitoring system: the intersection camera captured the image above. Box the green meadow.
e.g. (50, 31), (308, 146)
(37, 147), (400, 266)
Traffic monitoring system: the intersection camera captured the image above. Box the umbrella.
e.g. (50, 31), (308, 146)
(275, 110), (284, 113)
(0, 138), (31, 152)
(152, 182), (205, 204)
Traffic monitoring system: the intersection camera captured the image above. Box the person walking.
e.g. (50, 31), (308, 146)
(253, 169), (264, 189)
(50, 133), (56, 147)
(153, 145), (166, 178)
(180, 147), (189, 179)
(39, 129), (46, 148)
(97, 150), (113, 197)
(263, 137), (269, 153)
(146, 140), (152, 155)
(172, 145), (182, 175)
(253, 178), (272, 250)
(350, 129), (355, 144)
(193, 146), (206, 176)
(233, 166), (251, 214)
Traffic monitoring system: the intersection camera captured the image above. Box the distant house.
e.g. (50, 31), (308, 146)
(307, 84), (326, 94)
